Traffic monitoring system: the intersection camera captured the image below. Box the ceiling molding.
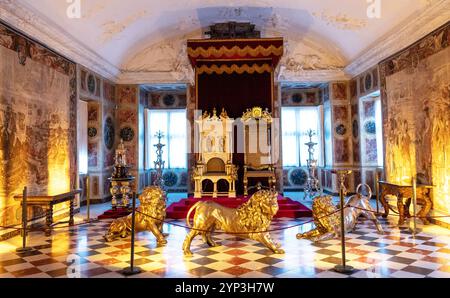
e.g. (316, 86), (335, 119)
(141, 84), (187, 92)
(117, 71), (192, 85)
(277, 69), (350, 83)
(345, 0), (450, 77)
(120, 69), (350, 85)
(0, 0), (121, 81)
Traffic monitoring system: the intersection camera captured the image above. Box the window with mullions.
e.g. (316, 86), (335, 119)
(281, 106), (323, 167)
(145, 109), (187, 169)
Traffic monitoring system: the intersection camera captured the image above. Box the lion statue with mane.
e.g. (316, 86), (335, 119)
(182, 189), (284, 256)
(104, 186), (167, 246)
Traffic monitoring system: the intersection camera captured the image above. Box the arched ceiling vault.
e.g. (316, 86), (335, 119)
(2, 0), (448, 83)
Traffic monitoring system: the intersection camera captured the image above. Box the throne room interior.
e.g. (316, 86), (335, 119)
(0, 0), (449, 279)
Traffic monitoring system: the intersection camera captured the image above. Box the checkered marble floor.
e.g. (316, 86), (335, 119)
(0, 216), (449, 278)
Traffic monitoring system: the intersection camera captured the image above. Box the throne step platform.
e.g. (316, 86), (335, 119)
(166, 195), (312, 219)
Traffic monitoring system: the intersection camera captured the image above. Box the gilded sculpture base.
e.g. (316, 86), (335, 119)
(297, 188), (384, 241)
(104, 186), (167, 246)
(182, 189), (284, 256)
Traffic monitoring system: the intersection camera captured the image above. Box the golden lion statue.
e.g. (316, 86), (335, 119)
(297, 185), (384, 241)
(182, 189), (284, 256)
(104, 186), (167, 246)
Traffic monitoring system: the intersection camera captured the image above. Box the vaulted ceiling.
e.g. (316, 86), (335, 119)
(1, 0), (449, 83)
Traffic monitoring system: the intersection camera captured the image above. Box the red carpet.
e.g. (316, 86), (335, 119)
(166, 195), (312, 219)
(98, 207), (132, 220)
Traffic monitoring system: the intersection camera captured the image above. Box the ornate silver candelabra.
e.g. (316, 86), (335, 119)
(304, 129), (321, 200)
(153, 131), (165, 188)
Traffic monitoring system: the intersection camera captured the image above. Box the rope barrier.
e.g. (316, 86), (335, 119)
(347, 204), (450, 219)
(0, 224), (22, 231)
(134, 208), (342, 235)
(0, 219), (98, 232)
(3, 203), (448, 234)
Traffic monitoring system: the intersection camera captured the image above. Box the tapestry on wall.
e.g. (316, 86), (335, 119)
(380, 22), (450, 214)
(0, 23), (77, 226)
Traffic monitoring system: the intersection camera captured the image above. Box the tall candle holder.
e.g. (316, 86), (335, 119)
(153, 131), (166, 188)
(304, 129), (321, 200)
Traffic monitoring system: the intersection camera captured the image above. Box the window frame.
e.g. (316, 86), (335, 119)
(145, 108), (187, 170)
(281, 106), (324, 168)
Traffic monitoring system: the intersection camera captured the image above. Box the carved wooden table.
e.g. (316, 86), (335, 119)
(14, 190), (82, 236)
(378, 181), (432, 225)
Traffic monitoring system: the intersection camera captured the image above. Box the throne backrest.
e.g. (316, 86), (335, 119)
(206, 158), (226, 173)
(196, 108), (233, 164)
(241, 107), (273, 169)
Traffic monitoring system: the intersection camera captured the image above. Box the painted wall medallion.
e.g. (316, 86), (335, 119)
(104, 117), (115, 150)
(120, 126), (135, 142)
(88, 127), (97, 138)
(290, 168), (308, 186)
(87, 73), (96, 94)
(335, 124), (347, 136)
(364, 120), (376, 135)
(292, 93), (303, 104)
(163, 171), (178, 187)
(163, 94), (176, 106)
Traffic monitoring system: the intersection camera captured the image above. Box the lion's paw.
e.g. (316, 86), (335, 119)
(183, 251), (194, 257)
(103, 235), (114, 242)
(157, 240), (168, 247)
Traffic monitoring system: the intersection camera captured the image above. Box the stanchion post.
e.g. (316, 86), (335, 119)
(16, 186), (33, 253)
(333, 170), (354, 274)
(122, 192), (142, 276)
(375, 170), (380, 215)
(85, 176), (91, 223)
(410, 175), (422, 235)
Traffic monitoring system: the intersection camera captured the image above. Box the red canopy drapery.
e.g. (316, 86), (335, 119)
(187, 37), (284, 116)
(187, 37), (284, 195)
(187, 38), (284, 71)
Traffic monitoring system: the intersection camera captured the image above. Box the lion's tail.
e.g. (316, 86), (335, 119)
(186, 201), (202, 228)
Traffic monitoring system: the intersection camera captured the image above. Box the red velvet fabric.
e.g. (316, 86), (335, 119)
(191, 38), (282, 195)
(166, 195), (312, 219)
(187, 38), (283, 67)
(197, 72), (272, 118)
(197, 72), (272, 194)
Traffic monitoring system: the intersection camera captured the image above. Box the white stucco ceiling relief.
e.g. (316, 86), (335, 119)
(1, 0), (448, 83)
